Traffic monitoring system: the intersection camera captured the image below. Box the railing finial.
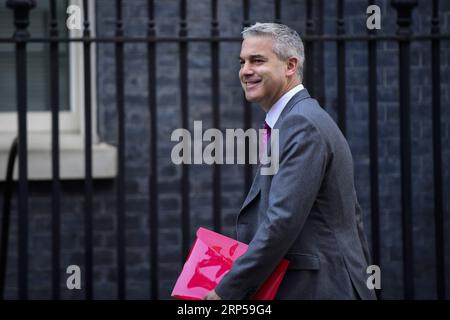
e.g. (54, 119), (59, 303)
(6, 0), (36, 38)
(391, 0), (418, 36)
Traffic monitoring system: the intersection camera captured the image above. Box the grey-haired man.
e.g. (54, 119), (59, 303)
(205, 23), (376, 300)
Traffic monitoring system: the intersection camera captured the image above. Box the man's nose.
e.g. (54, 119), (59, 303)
(240, 62), (254, 76)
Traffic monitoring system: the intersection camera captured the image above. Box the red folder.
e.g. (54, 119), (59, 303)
(171, 227), (289, 300)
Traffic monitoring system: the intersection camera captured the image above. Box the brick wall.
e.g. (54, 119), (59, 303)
(0, 0), (448, 299)
(324, 0), (450, 299)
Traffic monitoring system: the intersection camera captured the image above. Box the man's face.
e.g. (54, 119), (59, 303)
(239, 36), (289, 111)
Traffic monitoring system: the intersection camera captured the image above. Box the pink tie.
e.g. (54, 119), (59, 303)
(263, 121), (271, 144)
(260, 121), (271, 160)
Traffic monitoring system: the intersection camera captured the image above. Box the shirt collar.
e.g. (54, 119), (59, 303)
(265, 84), (304, 128)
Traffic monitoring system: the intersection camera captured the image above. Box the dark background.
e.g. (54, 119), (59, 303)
(0, 0), (449, 300)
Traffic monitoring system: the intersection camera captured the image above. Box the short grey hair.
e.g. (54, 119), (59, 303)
(242, 22), (305, 80)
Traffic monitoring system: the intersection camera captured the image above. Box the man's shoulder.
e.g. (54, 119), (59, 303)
(285, 96), (329, 125)
(280, 96), (342, 141)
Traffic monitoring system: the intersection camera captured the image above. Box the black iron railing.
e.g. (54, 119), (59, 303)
(0, 0), (447, 300)
(0, 138), (18, 300)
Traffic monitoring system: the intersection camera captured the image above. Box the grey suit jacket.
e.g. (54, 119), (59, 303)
(215, 89), (377, 300)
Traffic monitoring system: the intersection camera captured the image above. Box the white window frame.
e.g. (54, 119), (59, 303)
(0, 0), (116, 180)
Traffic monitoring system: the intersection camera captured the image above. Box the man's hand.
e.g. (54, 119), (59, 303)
(203, 290), (222, 300)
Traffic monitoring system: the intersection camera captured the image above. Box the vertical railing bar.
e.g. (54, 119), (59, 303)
(274, 0), (281, 24)
(431, 0), (445, 300)
(0, 138), (18, 300)
(398, 30), (414, 300)
(82, 0), (93, 300)
(179, 0), (190, 259)
(337, 0), (346, 136)
(368, 0), (381, 300)
(16, 3), (29, 301)
(6, 0), (36, 300)
(314, 0), (325, 106)
(211, 0), (221, 233)
(147, 0), (159, 300)
(304, 0), (315, 97)
(49, 0), (61, 300)
(392, 0), (417, 300)
(115, 0), (126, 300)
(242, 0), (252, 193)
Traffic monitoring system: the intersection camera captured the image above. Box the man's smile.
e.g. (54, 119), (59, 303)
(244, 78), (262, 89)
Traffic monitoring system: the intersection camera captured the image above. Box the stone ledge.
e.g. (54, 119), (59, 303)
(0, 133), (117, 181)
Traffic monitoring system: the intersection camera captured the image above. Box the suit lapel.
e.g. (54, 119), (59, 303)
(275, 88), (311, 128)
(267, 88), (311, 156)
(239, 165), (261, 213)
(239, 89), (311, 214)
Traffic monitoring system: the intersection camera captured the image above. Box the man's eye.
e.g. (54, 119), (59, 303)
(254, 59), (264, 64)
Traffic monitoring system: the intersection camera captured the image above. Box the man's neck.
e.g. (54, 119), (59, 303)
(264, 83), (304, 128)
(284, 79), (301, 97)
(263, 79), (301, 112)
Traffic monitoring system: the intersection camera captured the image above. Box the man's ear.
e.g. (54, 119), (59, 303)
(286, 56), (299, 77)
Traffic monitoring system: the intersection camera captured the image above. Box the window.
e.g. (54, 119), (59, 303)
(0, 0), (116, 180)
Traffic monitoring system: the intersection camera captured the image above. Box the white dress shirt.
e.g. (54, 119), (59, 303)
(265, 84), (304, 129)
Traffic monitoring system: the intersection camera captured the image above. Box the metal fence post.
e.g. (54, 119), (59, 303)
(147, 0), (159, 300)
(431, 0), (445, 300)
(391, 0), (418, 300)
(0, 138), (18, 300)
(6, 0), (36, 300)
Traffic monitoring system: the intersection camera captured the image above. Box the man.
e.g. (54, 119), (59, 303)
(205, 23), (376, 300)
